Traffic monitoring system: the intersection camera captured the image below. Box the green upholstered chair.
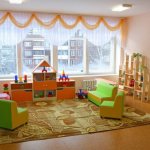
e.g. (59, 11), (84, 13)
(0, 99), (28, 130)
(100, 91), (125, 119)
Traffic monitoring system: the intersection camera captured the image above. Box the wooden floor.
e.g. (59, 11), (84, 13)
(0, 96), (150, 150)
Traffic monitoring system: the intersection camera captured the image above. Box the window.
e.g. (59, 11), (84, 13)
(58, 50), (68, 55)
(22, 31), (52, 75)
(33, 41), (44, 47)
(88, 40), (115, 73)
(24, 41), (32, 47)
(0, 29), (119, 77)
(24, 51), (32, 57)
(33, 50), (44, 55)
(70, 40), (76, 47)
(77, 40), (82, 47)
(70, 50), (75, 56)
(0, 45), (17, 77)
(0, 30), (50, 77)
(58, 37), (84, 74)
(0, 12), (121, 78)
(57, 30), (120, 75)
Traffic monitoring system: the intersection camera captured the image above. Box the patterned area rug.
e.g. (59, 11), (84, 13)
(0, 99), (150, 144)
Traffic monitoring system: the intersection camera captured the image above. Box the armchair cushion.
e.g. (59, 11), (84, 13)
(100, 101), (114, 107)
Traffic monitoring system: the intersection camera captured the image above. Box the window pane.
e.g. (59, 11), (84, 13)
(22, 30), (52, 75)
(0, 45), (17, 77)
(88, 40), (114, 73)
(58, 32), (84, 74)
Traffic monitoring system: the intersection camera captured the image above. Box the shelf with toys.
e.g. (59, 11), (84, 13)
(11, 75), (33, 102)
(32, 60), (57, 101)
(118, 53), (135, 94)
(132, 54), (149, 101)
(57, 70), (75, 99)
(118, 52), (150, 101)
(10, 60), (76, 102)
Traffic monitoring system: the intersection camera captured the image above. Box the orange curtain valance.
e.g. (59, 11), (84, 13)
(0, 12), (124, 31)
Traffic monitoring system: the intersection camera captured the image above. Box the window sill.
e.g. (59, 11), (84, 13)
(69, 74), (118, 78)
(0, 74), (118, 82)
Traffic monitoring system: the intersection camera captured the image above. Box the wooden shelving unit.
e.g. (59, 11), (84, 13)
(10, 60), (76, 102)
(133, 55), (149, 101)
(118, 53), (150, 101)
(118, 54), (134, 94)
(32, 60), (57, 102)
(33, 72), (57, 101)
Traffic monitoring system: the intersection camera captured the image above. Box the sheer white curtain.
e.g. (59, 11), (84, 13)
(0, 11), (121, 46)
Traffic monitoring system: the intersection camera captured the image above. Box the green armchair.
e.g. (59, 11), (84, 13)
(100, 91), (125, 119)
(0, 100), (28, 130)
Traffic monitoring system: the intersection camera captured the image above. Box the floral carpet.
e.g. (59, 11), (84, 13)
(0, 99), (150, 144)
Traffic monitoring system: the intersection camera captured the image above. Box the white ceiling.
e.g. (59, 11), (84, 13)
(1, 0), (150, 17)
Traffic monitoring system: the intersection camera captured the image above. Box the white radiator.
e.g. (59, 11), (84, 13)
(82, 80), (97, 91)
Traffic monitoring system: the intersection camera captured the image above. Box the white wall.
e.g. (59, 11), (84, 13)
(125, 12), (150, 69)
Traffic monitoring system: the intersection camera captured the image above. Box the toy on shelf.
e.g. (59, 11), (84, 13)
(15, 75), (18, 83)
(129, 79), (134, 87)
(77, 89), (88, 99)
(42, 66), (47, 73)
(47, 91), (53, 97)
(15, 75), (27, 83)
(39, 91), (44, 98)
(19, 76), (23, 83)
(59, 70), (69, 82)
(24, 75), (27, 83)
(3, 84), (9, 95)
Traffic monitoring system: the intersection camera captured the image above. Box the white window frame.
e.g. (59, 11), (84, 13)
(0, 35), (119, 79)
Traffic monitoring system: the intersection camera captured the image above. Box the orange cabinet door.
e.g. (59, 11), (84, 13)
(33, 81), (45, 90)
(33, 81), (56, 90)
(46, 81), (57, 90)
(57, 88), (75, 99)
(11, 90), (33, 102)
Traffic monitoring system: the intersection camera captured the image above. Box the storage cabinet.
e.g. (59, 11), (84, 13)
(11, 82), (32, 102)
(57, 80), (75, 99)
(33, 72), (57, 101)
(10, 60), (77, 102)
